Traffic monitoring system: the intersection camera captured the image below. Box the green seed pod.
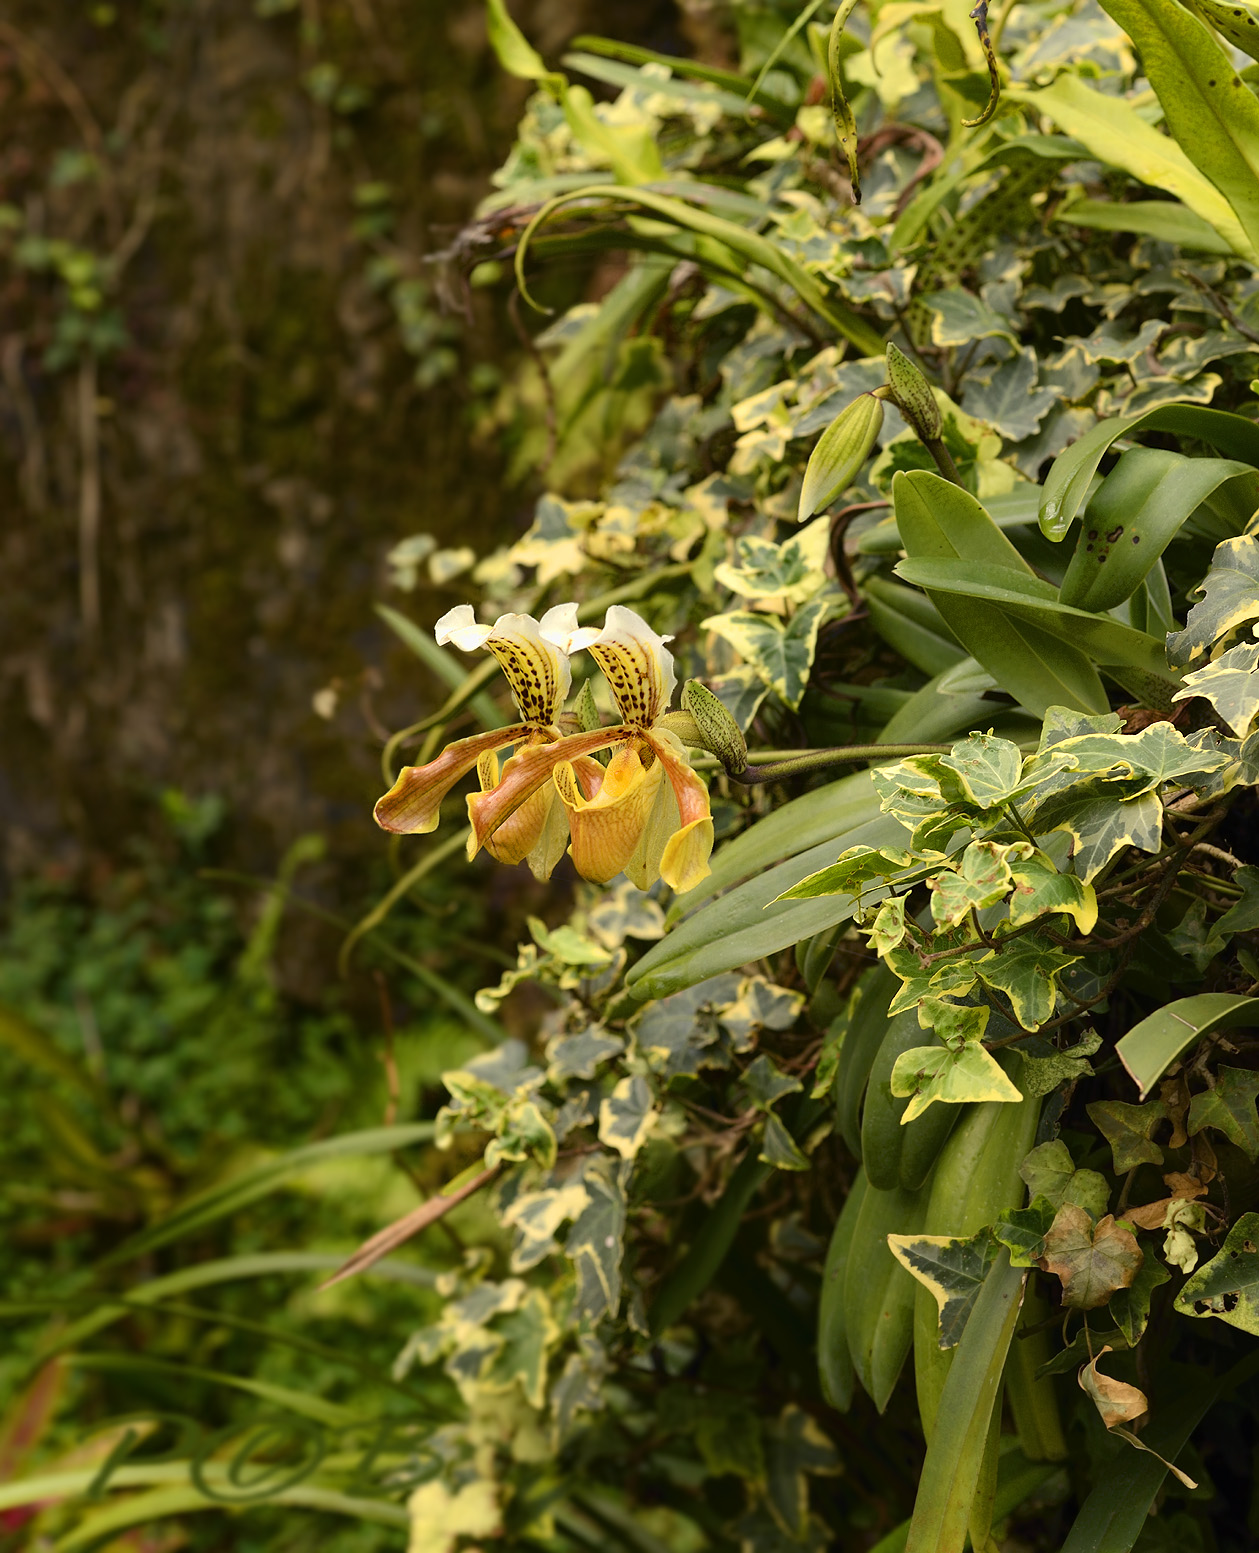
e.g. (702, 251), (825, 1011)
(886, 341), (942, 443)
(680, 679), (748, 775)
(798, 392), (884, 520)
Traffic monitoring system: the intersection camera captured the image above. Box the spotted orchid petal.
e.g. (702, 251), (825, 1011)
(569, 605), (676, 729)
(553, 745), (668, 886)
(374, 724), (532, 834)
(466, 726), (630, 861)
(436, 603), (579, 727)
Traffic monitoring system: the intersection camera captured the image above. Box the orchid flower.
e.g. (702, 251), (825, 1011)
(373, 604), (603, 880)
(467, 606), (714, 893)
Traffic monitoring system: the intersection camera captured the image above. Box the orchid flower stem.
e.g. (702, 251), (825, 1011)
(923, 435), (965, 487)
(693, 741), (1035, 781)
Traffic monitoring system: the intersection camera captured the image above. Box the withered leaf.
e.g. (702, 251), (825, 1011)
(1078, 1344), (1148, 1429)
(1040, 1204), (1143, 1309)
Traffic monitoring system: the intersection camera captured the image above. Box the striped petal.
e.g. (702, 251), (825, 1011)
(645, 729), (714, 893)
(466, 726), (629, 859)
(436, 603), (579, 726)
(374, 724), (530, 834)
(569, 605), (676, 728)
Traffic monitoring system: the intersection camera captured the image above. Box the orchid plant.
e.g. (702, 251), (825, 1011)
(374, 603), (715, 893)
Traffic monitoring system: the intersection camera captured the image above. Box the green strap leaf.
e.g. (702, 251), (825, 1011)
(1100, 0), (1259, 259)
(1039, 404), (1259, 541)
(1115, 994), (1259, 1099)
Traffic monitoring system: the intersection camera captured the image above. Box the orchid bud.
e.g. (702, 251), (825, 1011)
(885, 341), (942, 442)
(798, 391), (884, 521)
(681, 680), (748, 776)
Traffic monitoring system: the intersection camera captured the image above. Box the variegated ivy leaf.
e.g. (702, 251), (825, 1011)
(481, 1286), (562, 1408)
(598, 1075), (656, 1159)
(928, 840), (1025, 928)
(937, 732), (1025, 808)
(868, 896), (908, 955)
(502, 1179), (591, 1272)
(566, 1160), (627, 1323)
(1016, 1030), (1102, 1098)
(885, 928), (982, 1015)
(1030, 782), (1163, 883)
(702, 597), (830, 709)
(966, 348), (1058, 442)
(708, 666), (769, 732)
(974, 933), (1080, 1029)
(742, 1053), (803, 1111)
(720, 976), (805, 1048)
(871, 391), (1018, 500)
(587, 882), (666, 950)
(1173, 640), (1259, 736)
(778, 843), (918, 902)
(407, 1480), (501, 1550)
(1044, 721), (1233, 797)
(632, 975), (742, 1081)
(762, 1405), (841, 1538)
(528, 916), (612, 967)
(1167, 534), (1259, 667)
(552, 1335), (610, 1444)
(887, 1228), (999, 1348)
(1008, 849), (1099, 935)
(759, 1112), (811, 1171)
(545, 1026), (625, 1084)
(890, 998), (1021, 1121)
(1175, 1211), (1259, 1335)
(713, 516), (830, 604)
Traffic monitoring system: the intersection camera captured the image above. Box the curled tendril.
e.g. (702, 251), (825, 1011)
(963, 0), (1003, 128)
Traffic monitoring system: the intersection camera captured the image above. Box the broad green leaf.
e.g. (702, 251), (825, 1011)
(1005, 74), (1252, 258)
(1115, 993), (1259, 1098)
(1087, 1099), (1168, 1172)
(1029, 782), (1163, 884)
(1175, 1211), (1259, 1332)
(776, 843), (917, 902)
(702, 598), (829, 708)
(1040, 1205), (1143, 1310)
(1110, 1255), (1172, 1348)
(1214, 865), (1259, 938)
(863, 574), (968, 675)
(893, 557), (1176, 679)
(1008, 850), (1099, 935)
(887, 1229), (998, 1347)
(1020, 1140), (1111, 1216)
(928, 841), (1019, 928)
(1187, 1066), (1259, 1160)
(1059, 449), (1259, 614)
(518, 184), (884, 352)
(1167, 534), (1259, 666)
(1039, 404), (1259, 542)
(1055, 196), (1237, 254)
(893, 472), (1109, 716)
(993, 1197), (1056, 1267)
(1100, 0), (1259, 259)
(1173, 641), (1259, 735)
(1190, 0), (1259, 60)
(904, 1251), (1025, 1553)
(99, 1123), (436, 1268)
(486, 0), (557, 82)
(627, 811), (907, 1000)
(974, 934), (1080, 1030)
(855, 485), (1043, 556)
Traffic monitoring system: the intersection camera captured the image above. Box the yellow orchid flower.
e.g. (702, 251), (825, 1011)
(374, 603), (602, 880)
(468, 606), (714, 894)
